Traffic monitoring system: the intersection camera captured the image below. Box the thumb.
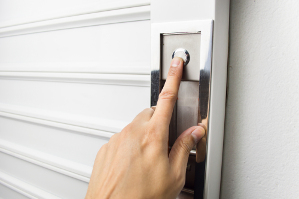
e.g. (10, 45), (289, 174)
(169, 126), (205, 174)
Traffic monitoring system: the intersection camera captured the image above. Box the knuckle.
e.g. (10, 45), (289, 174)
(109, 133), (119, 142)
(111, 132), (119, 139)
(140, 108), (150, 114)
(144, 108), (154, 114)
(144, 107), (152, 112)
(122, 123), (133, 134)
(140, 130), (154, 147)
(97, 144), (107, 155)
(159, 90), (177, 101)
(101, 143), (108, 149)
(140, 126), (163, 150)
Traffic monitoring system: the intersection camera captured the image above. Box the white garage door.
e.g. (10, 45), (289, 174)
(0, 1), (150, 198)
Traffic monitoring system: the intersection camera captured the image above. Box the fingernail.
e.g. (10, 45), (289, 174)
(171, 57), (182, 67)
(191, 127), (205, 144)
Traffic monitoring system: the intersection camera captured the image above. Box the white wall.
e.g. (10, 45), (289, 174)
(221, 0), (299, 198)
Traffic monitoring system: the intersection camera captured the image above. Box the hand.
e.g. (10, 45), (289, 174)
(85, 57), (206, 199)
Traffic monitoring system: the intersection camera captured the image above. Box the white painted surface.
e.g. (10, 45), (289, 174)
(0, 171), (60, 199)
(0, 20), (150, 71)
(0, 6), (150, 38)
(151, 0), (214, 23)
(221, 0), (299, 198)
(0, 1), (150, 198)
(0, 183), (29, 199)
(0, 152), (88, 199)
(0, 80), (149, 127)
(0, 0), (150, 26)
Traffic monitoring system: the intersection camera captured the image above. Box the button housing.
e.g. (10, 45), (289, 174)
(161, 33), (201, 81)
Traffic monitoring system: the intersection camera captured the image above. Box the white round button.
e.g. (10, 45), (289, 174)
(172, 48), (190, 66)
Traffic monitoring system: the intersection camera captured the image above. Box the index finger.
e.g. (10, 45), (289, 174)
(151, 57), (184, 126)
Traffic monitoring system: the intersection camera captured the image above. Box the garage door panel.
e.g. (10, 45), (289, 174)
(0, 2), (151, 198)
(0, 116), (108, 167)
(0, 20), (150, 74)
(0, 152), (88, 199)
(0, 183), (29, 199)
(0, 79), (150, 126)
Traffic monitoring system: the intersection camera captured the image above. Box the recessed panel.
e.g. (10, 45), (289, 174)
(177, 81), (199, 137)
(162, 33), (201, 81)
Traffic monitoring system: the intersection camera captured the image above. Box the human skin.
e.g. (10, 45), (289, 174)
(85, 57), (206, 199)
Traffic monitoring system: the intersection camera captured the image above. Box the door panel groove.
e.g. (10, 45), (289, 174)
(0, 171), (60, 199)
(0, 0), (150, 29)
(0, 72), (150, 87)
(0, 62), (150, 75)
(0, 139), (92, 179)
(0, 142), (91, 182)
(0, 103), (131, 134)
(0, 6), (150, 38)
(0, 152), (88, 198)
(0, 111), (114, 139)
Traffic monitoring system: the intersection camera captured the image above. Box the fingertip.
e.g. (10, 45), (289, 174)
(191, 126), (206, 144)
(171, 57), (184, 67)
(198, 123), (207, 132)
